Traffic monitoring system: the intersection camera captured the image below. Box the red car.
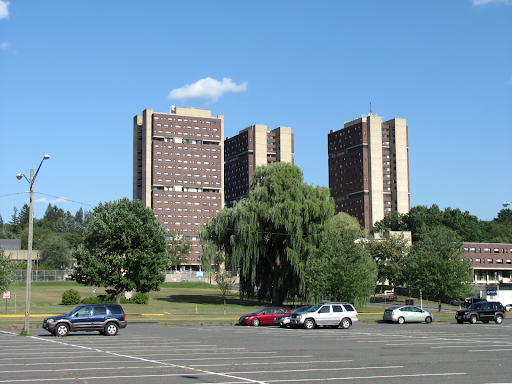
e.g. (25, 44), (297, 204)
(238, 307), (291, 326)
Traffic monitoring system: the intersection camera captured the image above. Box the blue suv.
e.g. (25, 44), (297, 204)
(43, 304), (127, 337)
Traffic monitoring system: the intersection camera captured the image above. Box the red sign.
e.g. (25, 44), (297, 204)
(2, 292), (10, 299)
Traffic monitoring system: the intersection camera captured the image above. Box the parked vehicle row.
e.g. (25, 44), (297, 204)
(239, 302), (359, 329)
(43, 300), (508, 338)
(239, 303), (441, 329)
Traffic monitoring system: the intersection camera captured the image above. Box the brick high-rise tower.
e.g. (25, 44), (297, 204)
(224, 124), (293, 207)
(328, 114), (409, 231)
(133, 107), (224, 269)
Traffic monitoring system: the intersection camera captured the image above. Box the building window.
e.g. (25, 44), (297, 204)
(484, 248), (491, 253)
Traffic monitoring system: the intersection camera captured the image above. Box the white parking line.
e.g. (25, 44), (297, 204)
(190, 360), (353, 368)
(2, 334), (269, 384)
(469, 348), (512, 352)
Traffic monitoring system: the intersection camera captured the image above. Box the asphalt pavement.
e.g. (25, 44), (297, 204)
(1, 319), (512, 383)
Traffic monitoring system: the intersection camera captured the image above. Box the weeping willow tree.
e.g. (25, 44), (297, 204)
(200, 163), (333, 306)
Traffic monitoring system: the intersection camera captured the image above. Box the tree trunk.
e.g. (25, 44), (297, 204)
(393, 283), (398, 302)
(223, 296), (226, 315)
(438, 296), (442, 312)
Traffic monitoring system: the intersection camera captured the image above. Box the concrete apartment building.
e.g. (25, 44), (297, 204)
(224, 124), (293, 207)
(328, 114), (410, 230)
(133, 107), (224, 269)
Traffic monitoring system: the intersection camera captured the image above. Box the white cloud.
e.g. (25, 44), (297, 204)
(34, 197), (68, 207)
(472, 0), (512, 5)
(1, 42), (9, 49)
(0, 1), (10, 19)
(168, 77), (248, 104)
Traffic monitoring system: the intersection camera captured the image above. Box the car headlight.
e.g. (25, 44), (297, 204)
(46, 319), (54, 323)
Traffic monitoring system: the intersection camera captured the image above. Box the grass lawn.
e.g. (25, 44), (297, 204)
(0, 281), (458, 327)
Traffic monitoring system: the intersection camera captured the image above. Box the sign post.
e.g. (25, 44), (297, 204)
(3, 291), (10, 314)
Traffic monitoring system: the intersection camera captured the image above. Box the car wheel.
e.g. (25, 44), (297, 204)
(251, 318), (260, 327)
(104, 322), (119, 336)
(340, 318), (352, 329)
(397, 317), (405, 324)
(469, 315), (478, 324)
(456, 319), (463, 324)
(55, 323), (69, 337)
(495, 315), (503, 324)
(304, 319), (315, 329)
(425, 316), (432, 324)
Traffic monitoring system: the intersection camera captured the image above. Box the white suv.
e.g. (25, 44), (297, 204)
(289, 302), (358, 329)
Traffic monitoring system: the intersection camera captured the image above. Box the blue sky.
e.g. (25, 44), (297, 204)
(1, 0), (511, 224)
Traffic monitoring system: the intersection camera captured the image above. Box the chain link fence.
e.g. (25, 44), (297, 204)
(10, 270), (72, 282)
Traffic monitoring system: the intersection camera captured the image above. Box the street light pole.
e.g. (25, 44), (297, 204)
(16, 154), (50, 334)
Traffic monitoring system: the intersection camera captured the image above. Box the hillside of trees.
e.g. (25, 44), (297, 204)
(1, 202), (511, 272)
(0, 204), (92, 269)
(372, 205), (512, 244)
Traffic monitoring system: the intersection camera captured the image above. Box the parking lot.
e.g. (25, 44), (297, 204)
(1, 320), (512, 383)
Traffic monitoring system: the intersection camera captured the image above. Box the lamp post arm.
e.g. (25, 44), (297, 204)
(31, 157), (47, 188)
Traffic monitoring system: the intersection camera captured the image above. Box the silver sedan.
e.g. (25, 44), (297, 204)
(274, 306), (312, 327)
(383, 305), (435, 324)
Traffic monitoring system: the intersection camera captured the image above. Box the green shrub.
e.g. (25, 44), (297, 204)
(61, 289), (81, 305)
(82, 296), (102, 304)
(82, 294), (129, 304)
(132, 292), (150, 304)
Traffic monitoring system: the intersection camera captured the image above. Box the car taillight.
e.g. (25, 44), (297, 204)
(123, 313), (126, 321)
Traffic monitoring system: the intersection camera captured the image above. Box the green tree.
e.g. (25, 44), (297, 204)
(0, 215), (5, 236)
(167, 229), (192, 271)
(18, 204), (30, 231)
(365, 233), (410, 301)
(494, 208), (512, 224)
(330, 212), (365, 238)
(71, 198), (169, 304)
(39, 234), (72, 269)
(406, 226), (473, 312)
(0, 248), (15, 292)
(200, 162), (333, 306)
(9, 207), (20, 235)
(304, 226), (377, 308)
(201, 241), (236, 313)
(371, 212), (408, 233)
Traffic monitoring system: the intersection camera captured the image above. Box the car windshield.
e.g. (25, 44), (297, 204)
(64, 306), (81, 316)
(250, 308), (268, 315)
(307, 304), (323, 312)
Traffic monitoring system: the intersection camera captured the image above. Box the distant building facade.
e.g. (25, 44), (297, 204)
(328, 114), (410, 231)
(133, 107), (224, 269)
(463, 242), (512, 285)
(224, 124), (293, 207)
